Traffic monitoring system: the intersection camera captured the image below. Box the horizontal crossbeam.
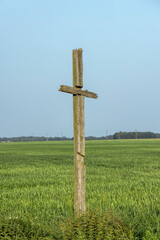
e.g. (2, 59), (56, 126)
(59, 85), (98, 99)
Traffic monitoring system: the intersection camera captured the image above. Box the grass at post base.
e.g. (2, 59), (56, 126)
(60, 210), (135, 240)
(0, 210), (134, 240)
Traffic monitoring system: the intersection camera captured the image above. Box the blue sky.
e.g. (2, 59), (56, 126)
(0, 0), (160, 137)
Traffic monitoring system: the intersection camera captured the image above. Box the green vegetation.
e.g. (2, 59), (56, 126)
(60, 210), (134, 239)
(0, 131), (159, 142)
(113, 131), (157, 139)
(1, 140), (160, 239)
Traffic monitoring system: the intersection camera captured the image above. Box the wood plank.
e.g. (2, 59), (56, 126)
(59, 48), (98, 217)
(73, 49), (79, 88)
(80, 95), (85, 156)
(82, 164), (86, 213)
(77, 48), (83, 88)
(73, 91), (86, 215)
(76, 153), (86, 214)
(59, 85), (98, 99)
(73, 49), (86, 215)
(73, 93), (78, 214)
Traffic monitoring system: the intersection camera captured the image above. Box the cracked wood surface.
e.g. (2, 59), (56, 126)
(73, 49), (86, 215)
(59, 48), (98, 216)
(59, 85), (98, 99)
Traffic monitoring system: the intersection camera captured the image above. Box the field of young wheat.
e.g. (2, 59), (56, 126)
(0, 139), (160, 239)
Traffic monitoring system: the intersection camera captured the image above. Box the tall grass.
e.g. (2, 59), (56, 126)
(1, 140), (160, 239)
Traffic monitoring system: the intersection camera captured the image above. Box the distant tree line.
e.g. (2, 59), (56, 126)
(156, 134), (160, 138)
(113, 131), (157, 139)
(85, 136), (113, 140)
(0, 132), (159, 142)
(0, 136), (73, 142)
(0, 136), (112, 142)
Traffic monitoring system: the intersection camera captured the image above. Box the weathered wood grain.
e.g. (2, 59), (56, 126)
(59, 48), (98, 216)
(73, 49), (79, 88)
(73, 49), (86, 215)
(78, 48), (83, 88)
(59, 85), (98, 99)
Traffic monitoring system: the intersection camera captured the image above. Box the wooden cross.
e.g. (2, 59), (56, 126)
(59, 48), (98, 215)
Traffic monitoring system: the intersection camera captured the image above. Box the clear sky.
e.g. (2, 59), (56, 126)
(0, 0), (160, 137)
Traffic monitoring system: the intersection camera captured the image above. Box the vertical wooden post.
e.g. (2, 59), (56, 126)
(73, 49), (86, 215)
(59, 48), (98, 216)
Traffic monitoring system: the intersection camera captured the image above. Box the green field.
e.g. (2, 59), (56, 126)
(1, 140), (160, 239)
